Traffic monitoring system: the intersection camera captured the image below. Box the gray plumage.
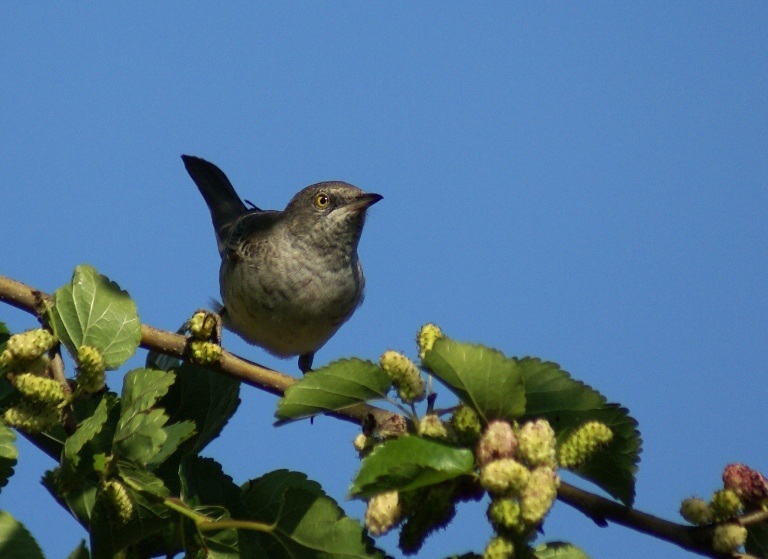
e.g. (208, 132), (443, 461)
(182, 155), (381, 373)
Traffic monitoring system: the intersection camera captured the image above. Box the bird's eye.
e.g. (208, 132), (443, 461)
(314, 193), (330, 209)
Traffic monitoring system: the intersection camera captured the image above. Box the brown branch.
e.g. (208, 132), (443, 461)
(557, 481), (762, 559)
(1, 273), (764, 558)
(0, 274), (400, 430)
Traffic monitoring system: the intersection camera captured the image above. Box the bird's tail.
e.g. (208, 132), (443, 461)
(181, 155), (248, 254)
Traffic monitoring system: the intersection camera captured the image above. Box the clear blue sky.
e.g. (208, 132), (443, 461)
(2, 4), (767, 558)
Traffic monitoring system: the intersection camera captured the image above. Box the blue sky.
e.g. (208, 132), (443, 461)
(1, 4), (767, 558)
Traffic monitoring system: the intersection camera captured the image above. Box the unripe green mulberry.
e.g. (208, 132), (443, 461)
(477, 420), (518, 467)
(188, 310), (217, 340)
(103, 480), (134, 524)
(710, 488), (743, 521)
(517, 419), (556, 468)
(11, 373), (66, 406)
(680, 497), (712, 525)
(712, 523), (747, 553)
(3, 401), (61, 432)
(380, 350), (425, 403)
(488, 497), (523, 532)
(0, 329), (57, 369)
(364, 491), (401, 536)
(520, 466), (559, 525)
(418, 414), (448, 439)
(76, 345), (107, 393)
(189, 340), (223, 365)
(480, 458), (531, 496)
(558, 421), (613, 468)
(450, 404), (482, 445)
(417, 323), (443, 360)
(484, 536), (515, 559)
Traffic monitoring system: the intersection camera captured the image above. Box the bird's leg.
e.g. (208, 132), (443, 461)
(298, 352), (314, 374)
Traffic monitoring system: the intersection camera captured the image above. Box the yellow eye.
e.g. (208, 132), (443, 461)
(314, 193), (330, 208)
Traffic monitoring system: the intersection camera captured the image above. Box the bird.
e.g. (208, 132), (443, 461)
(181, 155), (382, 373)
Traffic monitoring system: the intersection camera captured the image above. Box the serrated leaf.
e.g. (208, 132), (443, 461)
(119, 368), (176, 414)
(0, 424), (18, 495)
(0, 511), (45, 559)
(113, 369), (176, 464)
(145, 421), (196, 467)
(159, 362), (240, 453)
(197, 529), (241, 559)
(275, 359), (392, 424)
(42, 470), (99, 530)
(350, 436), (475, 498)
(241, 470), (323, 521)
(533, 541), (590, 559)
(89, 477), (170, 559)
(179, 456), (244, 516)
(399, 481), (459, 554)
(114, 409), (169, 464)
(240, 470), (384, 559)
(422, 339), (526, 422)
(89, 460), (172, 559)
(66, 540), (90, 559)
(50, 264), (141, 369)
(61, 395), (119, 484)
(117, 460), (169, 500)
(518, 358), (641, 506)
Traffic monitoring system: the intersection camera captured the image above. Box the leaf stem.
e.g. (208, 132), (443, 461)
(163, 497), (271, 533)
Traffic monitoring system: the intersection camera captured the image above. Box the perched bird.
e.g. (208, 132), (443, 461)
(182, 155), (382, 373)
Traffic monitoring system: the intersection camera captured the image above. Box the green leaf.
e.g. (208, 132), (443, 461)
(240, 470), (384, 559)
(0, 511), (45, 559)
(66, 540), (90, 559)
(113, 369), (176, 464)
(195, 529), (241, 559)
(145, 421), (196, 467)
(0, 424), (18, 495)
(518, 358), (641, 506)
(177, 456), (246, 558)
(275, 359), (392, 424)
(89, 470), (172, 559)
(746, 521), (768, 558)
(533, 542), (590, 559)
(119, 368), (175, 414)
(159, 362), (240, 453)
(61, 395), (119, 485)
(117, 460), (169, 500)
(422, 339), (526, 422)
(398, 481), (460, 555)
(50, 264), (141, 369)
(179, 456), (244, 516)
(114, 409), (169, 465)
(350, 436), (475, 498)
(42, 469), (99, 530)
(241, 470), (324, 522)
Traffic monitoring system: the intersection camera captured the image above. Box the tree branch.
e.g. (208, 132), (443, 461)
(0, 273), (760, 558)
(0, 274), (401, 430)
(557, 470), (758, 558)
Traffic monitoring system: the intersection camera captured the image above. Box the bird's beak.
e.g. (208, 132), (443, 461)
(346, 192), (383, 212)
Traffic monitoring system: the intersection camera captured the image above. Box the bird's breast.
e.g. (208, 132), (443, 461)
(218, 243), (364, 356)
